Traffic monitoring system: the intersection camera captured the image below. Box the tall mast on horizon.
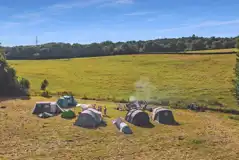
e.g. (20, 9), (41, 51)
(36, 36), (38, 46)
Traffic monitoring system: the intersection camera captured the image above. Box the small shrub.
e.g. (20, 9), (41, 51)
(228, 115), (239, 121)
(119, 99), (128, 103)
(112, 96), (116, 102)
(82, 94), (88, 100)
(191, 139), (206, 145)
(41, 90), (51, 98)
(41, 79), (49, 91)
(160, 100), (170, 106)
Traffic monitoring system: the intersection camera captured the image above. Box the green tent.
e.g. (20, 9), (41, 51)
(61, 110), (76, 119)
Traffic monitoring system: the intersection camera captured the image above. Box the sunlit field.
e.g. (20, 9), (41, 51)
(1, 97), (239, 160)
(9, 54), (237, 109)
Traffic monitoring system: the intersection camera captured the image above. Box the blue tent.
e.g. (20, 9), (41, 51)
(57, 95), (77, 108)
(125, 109), (150, 126)
(74, 109), (102, 128)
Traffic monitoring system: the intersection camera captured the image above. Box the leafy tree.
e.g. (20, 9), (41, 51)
(19, 77), (30, 89)
(0, 45), (30, 96)
(40, 79), (49, 97)
(2, 36), (237, 60)
(237, 38), (239, 49)
(212, 41), (224, 49)
(235, 38), (239, 101)
(41, 79), (49, 91)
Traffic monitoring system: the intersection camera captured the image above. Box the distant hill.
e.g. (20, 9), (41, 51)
(4, 35), (238, 60)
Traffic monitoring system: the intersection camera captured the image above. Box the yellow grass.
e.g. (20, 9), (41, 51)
(185, 48), (236, 53)
(9, 54), (238, 109)
(1, 97), (239, 160)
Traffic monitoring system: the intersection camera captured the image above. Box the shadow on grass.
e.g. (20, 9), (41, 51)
(137, 122), (155, 128)
(41, 95), (53, 99)
(99, 120), (107, 127)
(155, 120), (181, 126)
(73, 120), (107, 130)
(0, 96), (31, 102)
(61, 116), (76, 120)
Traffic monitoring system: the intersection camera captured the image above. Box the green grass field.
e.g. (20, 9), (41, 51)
(9, 54), (238, 109)
(1, 97), (239, 160)
(2, 53), (239, 160)
(185, 48), (237, 53)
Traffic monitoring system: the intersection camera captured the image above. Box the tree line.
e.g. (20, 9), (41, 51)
(0, 50), (30, 96)
(235, 38), (239, 102)
(2, 35), (238, 60)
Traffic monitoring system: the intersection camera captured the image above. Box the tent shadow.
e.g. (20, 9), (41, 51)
(99, 120), (107, 127)
(158, 121), (180, 126)
(61, 117), (76, 120)
(137, 122), (155, 128)
(73, 120), (107, 129)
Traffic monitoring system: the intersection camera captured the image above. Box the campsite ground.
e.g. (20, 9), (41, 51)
(9, 53), (238, 109)
(1, 97), (239, 160)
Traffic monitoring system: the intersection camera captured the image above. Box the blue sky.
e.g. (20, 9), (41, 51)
(0, 0), (239, 46)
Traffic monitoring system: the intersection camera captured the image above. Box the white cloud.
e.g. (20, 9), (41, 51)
(10, 0), (133, 23)
(47, 0), (111, 10)
(115, 0), (134, 4)
(98, 0), (134, 7)
(124, 11), (156, 16)
(157, 19), (239, 32)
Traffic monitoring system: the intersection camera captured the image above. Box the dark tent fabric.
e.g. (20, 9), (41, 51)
(152, 107), (176, 125)
(125, 109), (150, 126)
(32, 102), (63, 115)
(74, 109), (102, 128)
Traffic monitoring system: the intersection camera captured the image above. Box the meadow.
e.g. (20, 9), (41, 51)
(185, 48), (237, 53)
(1, 53), (239, 160)
(1, 97), (239, 160)
(9, 53), (238, 109)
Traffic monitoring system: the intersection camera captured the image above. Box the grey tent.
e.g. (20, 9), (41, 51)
(74, 108), (102, 128)
(112, 117), (132, 134)
(125, 109), (150, 126)
(32, 102), (63, 115)
(152, 107), (176, 125)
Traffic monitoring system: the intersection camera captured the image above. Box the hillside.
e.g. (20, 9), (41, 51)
(9, 53), (237, 109)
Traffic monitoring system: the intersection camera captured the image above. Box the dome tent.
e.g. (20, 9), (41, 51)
(125, 109), (150, 126)
(57, 95), (77, 108)
(74, 108), (102, 128)
(32, 102), (63, 115)
(57, 97), (68, 108)
(152, 107), (176, 125)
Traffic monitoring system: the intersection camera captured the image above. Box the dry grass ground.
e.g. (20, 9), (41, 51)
(1, 97), (239, 160)
(9, 54), (238, 109)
